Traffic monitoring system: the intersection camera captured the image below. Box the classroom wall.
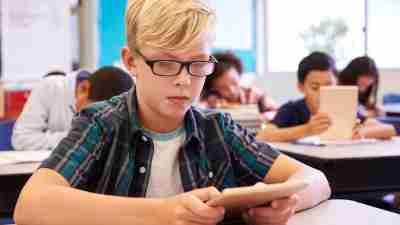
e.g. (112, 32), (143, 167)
(254, 70), (400, 105)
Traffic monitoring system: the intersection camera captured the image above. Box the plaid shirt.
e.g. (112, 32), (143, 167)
(40, 89), (280, 197)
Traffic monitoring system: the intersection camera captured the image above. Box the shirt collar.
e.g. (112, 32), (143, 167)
(127, 88), (203, 146)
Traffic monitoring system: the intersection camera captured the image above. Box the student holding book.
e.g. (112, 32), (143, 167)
(256, 52), (396, 143)
(12, 66), (133, 151)
(14, 1), (331, 225)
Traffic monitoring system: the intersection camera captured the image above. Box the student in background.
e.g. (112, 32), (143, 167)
(256, 52), (335, 142)
(12, 66), (133, 151)
(14, 1), (331, 225)
(256, 52), (396, 143)
(202, 51), (278, 120)
(339, 56), (384, 118)
(76, 66), (134, 111)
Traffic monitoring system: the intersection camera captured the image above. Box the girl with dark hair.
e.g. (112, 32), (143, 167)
(339, 56), (383, 117)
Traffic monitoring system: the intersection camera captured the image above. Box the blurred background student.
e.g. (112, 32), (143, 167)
(201, 51), (278, 120)
(339, 56), (384, 118)
(12, 66), (133, 151)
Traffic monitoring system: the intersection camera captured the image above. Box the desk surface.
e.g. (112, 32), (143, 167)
(5, 200), (400, 225)
(288, 199), (400, 225)
(271, 138), (400, 159)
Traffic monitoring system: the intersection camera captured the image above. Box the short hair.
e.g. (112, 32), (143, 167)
(202, 51), (243, 96)
(339, 56), (379, 108)
(297, 51), (337, 84)
(88, 66), (134, 102)
(125, 0), (215, 52)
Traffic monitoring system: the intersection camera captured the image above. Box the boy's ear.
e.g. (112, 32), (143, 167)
(121, 47), (137, 78)
(297, 83), (305, 94)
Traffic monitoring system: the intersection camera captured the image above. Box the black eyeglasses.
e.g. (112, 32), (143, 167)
(135, 49), (218, 77)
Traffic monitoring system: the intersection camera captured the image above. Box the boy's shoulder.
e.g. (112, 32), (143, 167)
(191, 106), (228, 123)
(79, 93), (130, 126)
(280, 98), (307, 111)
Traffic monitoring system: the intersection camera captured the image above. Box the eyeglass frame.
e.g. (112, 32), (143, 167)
(134, 49), (218, 77)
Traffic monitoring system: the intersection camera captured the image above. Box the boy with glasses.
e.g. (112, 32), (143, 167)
(14, 1), (331, 225)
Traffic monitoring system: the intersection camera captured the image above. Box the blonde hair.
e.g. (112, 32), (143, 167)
(125, 0), (215, 51)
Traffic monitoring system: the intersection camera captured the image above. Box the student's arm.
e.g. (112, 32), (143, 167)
(221, 113), (330, 224)
(14, 169), (225, 225)
(361, 118), (397, 139)
(12, 79), (69, 150)
(256, 124), (310, 142)
(265, 154), (331, 210)
(242, 154), (331, 225)
(256, 113), (331, 142)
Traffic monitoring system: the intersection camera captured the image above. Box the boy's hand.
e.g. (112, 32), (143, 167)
(306, 113), (331, 136)
(352, 119), (364, 139)
(242, 194), (299, 225)
(161, 187), (225, 225)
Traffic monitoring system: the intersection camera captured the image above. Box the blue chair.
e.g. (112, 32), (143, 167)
(0, 120), (15, 151)
(383, 93), (400, 105)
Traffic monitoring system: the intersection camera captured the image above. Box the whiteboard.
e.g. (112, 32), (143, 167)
(211, 0), (254, 50)
(1, 0), (71, 81)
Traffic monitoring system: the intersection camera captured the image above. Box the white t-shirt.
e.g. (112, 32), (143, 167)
(144, 127), (185, 198)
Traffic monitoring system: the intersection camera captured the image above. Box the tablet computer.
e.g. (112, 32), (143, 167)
(207, 179), (309, 209)
(319, 86), (358, 141)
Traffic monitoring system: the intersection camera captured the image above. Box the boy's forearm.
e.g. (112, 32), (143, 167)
(257, 125), (309, 142)
(15, 183), (165, 225)
(363, 124), (397, 139)
(288, 167), (331, 211)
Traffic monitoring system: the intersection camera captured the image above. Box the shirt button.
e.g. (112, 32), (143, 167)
(141, 135), (148, 142)
(209, 171), (214, 179)
(139, 166), (146, 174)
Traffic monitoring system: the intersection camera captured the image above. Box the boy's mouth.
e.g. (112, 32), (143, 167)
(167, 96), (190, 105)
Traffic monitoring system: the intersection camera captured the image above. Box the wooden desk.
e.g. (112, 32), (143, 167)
(271, 138), (400, 199)
(288, 199), (400, 225)
(0, 163), (38, 214)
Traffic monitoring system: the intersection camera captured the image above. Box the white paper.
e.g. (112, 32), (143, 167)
(0, 150), (50, 165)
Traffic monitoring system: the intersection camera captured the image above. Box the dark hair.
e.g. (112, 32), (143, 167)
(339, 56), (379, 108)
(202, 51), (243, 99)
(297, 51), (337, 84)
(88, 66), (134, 101)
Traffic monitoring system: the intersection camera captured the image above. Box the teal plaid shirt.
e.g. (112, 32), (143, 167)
(41, 88), (280, 196)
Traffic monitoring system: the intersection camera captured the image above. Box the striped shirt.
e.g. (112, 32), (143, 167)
(40, 88), (280, 197)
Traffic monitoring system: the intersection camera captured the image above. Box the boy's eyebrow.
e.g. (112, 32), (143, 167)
(152, 52), (209, 61)
(310, 82), (321, 86)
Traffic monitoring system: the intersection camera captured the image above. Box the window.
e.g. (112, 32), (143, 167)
(368, 0), (400, 68)
(267, 0), (365, 71)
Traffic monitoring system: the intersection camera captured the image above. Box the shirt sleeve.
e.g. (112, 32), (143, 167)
(12, 78), (69, 151)
(40, 110), (109, 188)
(221, 113), (280, 185)
(271, 102), (295, 128)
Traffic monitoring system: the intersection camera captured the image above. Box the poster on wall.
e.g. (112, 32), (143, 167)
(1, 0), (71, 82)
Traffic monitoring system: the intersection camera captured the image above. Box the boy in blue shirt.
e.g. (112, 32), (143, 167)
(14, 1), (331, 225)
(257, 52), (396, 142)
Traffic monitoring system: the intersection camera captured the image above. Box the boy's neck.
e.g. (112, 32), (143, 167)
(137, 105), (185, 134)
